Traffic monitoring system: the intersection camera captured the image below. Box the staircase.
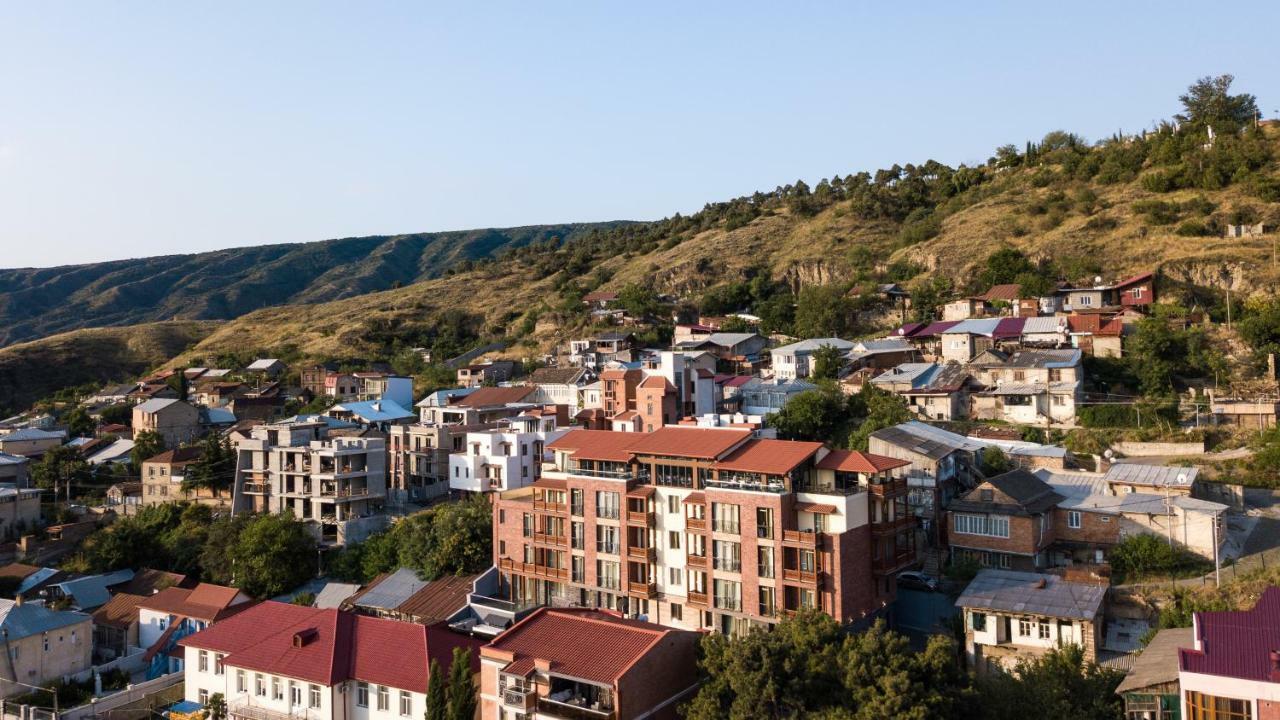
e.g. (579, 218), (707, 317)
(922, 548), (943, 577)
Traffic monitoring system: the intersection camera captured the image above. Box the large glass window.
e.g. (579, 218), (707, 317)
(595, 491), (620, 519)
(1185, 691), (1251, 720)
(954, 514), (1010, 538)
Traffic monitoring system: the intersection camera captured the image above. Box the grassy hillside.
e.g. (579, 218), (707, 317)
(0, 223), (630, 347)
(0, 321), (220, 413)
(166, 128), (1280, 374)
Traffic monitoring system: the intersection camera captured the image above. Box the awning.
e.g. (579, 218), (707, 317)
(627, 486), (656, 498)
(683, 492), (707, 505)
(533, 478), (568, 490)
(794, 501), (837, 515)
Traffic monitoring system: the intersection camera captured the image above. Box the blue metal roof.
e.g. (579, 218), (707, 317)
(0, 600), (90, 640)
(52, 569), (134, 609)
(329, 399), (414, 423)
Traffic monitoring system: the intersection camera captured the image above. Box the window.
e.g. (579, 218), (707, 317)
(273, 677), (283, 701)
(377, 685), (390, 711)
(356, 682), (369, 707)
(1018, 618), (1033, 637)
(595, 490), (620, 519)
(971, 612), (986, 632)
(571, 555), (585, 583)
(712, 503), (740, 534)
(1101, 516), (1111, 523)
(596, 560), (620, 590)
(713, 579), (742, 611)
(255, 674), (266, 697)
(1038, 620), (1051, 640)
(199, 689), (209, 705)
(597, 526), (620, 554)
(668, 567), (682, 585)
(236, 670), (246, 693)
(214, 654), (224, 675)
(668, 531), (681, 550)
(713, 540), (741, 572)
(954, 514), (1010, 538)
(670, 603), (683, 621)
(399, 690), (411, 717)
(1184, 690), (1251, 720)
(1067, 511), (1081, 529)
(758, 546), (775, 579)
(667, 496), (679, 514)
(756, 507), (773, 538)
(198, 650), (208, 672)
(290, 682), (301, 706)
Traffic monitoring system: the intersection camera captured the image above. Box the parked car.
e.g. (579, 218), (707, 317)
(896, 570), (939, 592)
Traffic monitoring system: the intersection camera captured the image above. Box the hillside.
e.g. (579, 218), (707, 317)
(167, 125), (1280, 371)
(0, 223), (630, 348)
(0, 321), (220, 412)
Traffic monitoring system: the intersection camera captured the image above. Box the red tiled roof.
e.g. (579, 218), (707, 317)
(582, 291), (618, 303)
(93, 593), (148, 629)
(449, 386), (535, 408)
(816, 450), (910, 473)
(395, 574), (476, 623)
(179, 601), (482, 692)
(144, 447), (204, 465)
(483, 608), (674, 685)
(612, 410), (638, 421)
(1180, 586), (1280, 682)
(794, 501), (837, 515)
(547, 429), (645, 462)
(0, 563), (41, 580)
(1112, 271), (1154, 289)
(982, 283), (1022, 301)
(138, 583), (247, 622)
(626, 426), (752, 460)
(638, 375), (674, 391)
(711, 439), (822, 475)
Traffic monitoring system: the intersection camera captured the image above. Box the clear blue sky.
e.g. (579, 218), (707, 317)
(2, 2), (1277, 269)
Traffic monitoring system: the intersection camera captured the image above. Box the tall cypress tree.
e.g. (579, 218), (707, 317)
(446, 648), (477, 720)
(425, 658), (446, 720)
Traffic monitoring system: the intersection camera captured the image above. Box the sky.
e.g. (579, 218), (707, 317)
(2, 2), (1278, 269)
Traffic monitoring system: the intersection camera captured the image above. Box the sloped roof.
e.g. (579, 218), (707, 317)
(1021, 316), (1066, 334)
(485, 607), (678, 685)
(0, 428), (67, 442)
(982, 284), (1022, 301)
(348, 568), (430, 611)
(179, 601), (481, 693)
(816, 450), (910, 473)
(329, 399), (413, 423)
(134, 398), (182, 414)
(1105, 464), (1198, 488)
(1112, 271), (1154, 290)
(712, 439), (823, 475)
(246, 359), (283, 370)
(0, 599), (90, 640)
(0, 563), (41, 581)
(626, 426), (752, 459)
(547, 429), (645, 462)
(638, 375), (675, 391)
(395, 574), (477, 623)
(92, 592), (149, 630)
(952, 469), (1063, 515)
(448, 386), (535, 407)
(1116, 627), (1193, 693)
(139, 583), (246, 622)
(53, 569), (134, 609)
(772, 338), (856, 355)
(955, 570), (1106, 620)
(144, 447), (204, 465)
(528, 367), (588, 385)
(1181, 587), (1280, 682)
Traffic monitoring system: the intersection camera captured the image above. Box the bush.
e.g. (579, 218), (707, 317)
(1175, 219), (1210, 236)
(1109, 534), (1208, 581)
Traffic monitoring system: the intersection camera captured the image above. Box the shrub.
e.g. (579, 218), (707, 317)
(1175, 219), (1210, 237)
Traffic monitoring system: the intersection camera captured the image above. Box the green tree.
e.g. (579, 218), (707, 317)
(794, 285), (854, 338)
(1176, 74), (1259, 132)
(847, 385), (910, 451)
(445, 648), (477, 720)
(811, 344), (846, 381)
(767, 388), (847, 443)
(225, 512), (316, 597)
(615, 283), (661, 319)
(62, 406), (95, 438)
(425, 658), (447, 720)
(130, 430), (166, 469)
(30, 444), (89, 496)
(980, 447), (1011, 476)
(182, 435), (236, 499)
(979, 644), (1124, 720)
(979, 248), (1036, 289)
(207, 693), (226, 720)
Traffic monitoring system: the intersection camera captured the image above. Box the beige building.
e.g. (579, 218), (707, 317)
(142, 447), (232, 508)
(133, 399), (202, 447)
(0, 598), (93, 699)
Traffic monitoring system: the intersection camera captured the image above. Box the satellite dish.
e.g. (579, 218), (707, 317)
(1094, 276), (1103, 286)
(1103, 449), (1114, 459)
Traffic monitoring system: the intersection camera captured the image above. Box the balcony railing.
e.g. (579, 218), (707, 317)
(499, 557), (569, 580)
(873, 550), (916, 574)
(626, 545), (656, 561)
(596, 542), (620, 555)
(503, 688), (535, 710)
(536, 697), (615, 720)
(870, 516), (915, 535)
(781, 529), (818, 546)
(627, 581), (657, 597)
(703, 478), (787, 494)
(564, 465), (646, 482)
(713, 557), (741, 573)
(242, 482), (269, 494)
(533, 532), (567, 547)
(782, 568), (819, 584)
(867, 479), (909, 497)
(686, 517), (707, 531)
(687, 590), (708, 606)
(653, 474), (694, 488)
(711, 521), (740, 535)
(534, 499), (567, 514)
(714, 595), (742, 612)
(686, 554), (707, 569)
(228, 703), (294, 720)
(626, 510), (654, 525)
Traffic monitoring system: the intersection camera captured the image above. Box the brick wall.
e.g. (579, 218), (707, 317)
(948, 513), (1046, 556)
(1051, 508), (1120, 547)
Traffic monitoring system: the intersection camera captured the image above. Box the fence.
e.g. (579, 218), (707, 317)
(68, 650), (147, 685)
(3, 674), (185, 720)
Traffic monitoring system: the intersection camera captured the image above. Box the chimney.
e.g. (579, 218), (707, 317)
(293, 628), (319, 647)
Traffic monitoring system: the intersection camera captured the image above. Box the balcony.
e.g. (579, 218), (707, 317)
(596, 543), (621, 555)
(499, 557), (569, 580)
(626, 545), (656, 561)
(714, 596), (743, 612)
(870, 516), (915, 535)
(873, 550), (916, 575)
(564, 464), (647, 482)
(502, 688), (535, 711)
(242, 482), (269, 494)
(867, 479), (909, 498)
(686, 516), (707, 531)
(703, 478), (787, 494)
(537, 697), (615, 720)
(781, 529), (819, 547)
(534, 499), (567, 514)
(711, 521), (741, 535)
(782, 568), (819, 584)
(533, 532), (567, 547)
(686, 554), (708, 569)
(228, 703), (293, 720)
(627, 580), (657, 597)
(712, 557), (741, 573)
(625, 510), (654, 525)
(688, 590), (709, 606)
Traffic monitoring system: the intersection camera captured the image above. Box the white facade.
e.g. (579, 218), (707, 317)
(770, 339), (855, 381)
(183, 646), (427, 720)
(448, 416), (568, 494)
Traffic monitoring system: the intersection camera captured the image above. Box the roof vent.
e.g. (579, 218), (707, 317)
(293, 628), (319, 647)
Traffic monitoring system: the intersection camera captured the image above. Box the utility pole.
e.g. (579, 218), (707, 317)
(1213, 511), (1221, 588)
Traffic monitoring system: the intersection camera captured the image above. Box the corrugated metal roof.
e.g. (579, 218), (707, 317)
(0, 599), (90, 640)
(1116, 627), (1193, 693)
(353, 568), (430, 610)
(1021, 316), (1066, 334)
(955, 569), (1106, 620)
(1105, 464), (1199, 487)
(1181, 587), (1280, 681)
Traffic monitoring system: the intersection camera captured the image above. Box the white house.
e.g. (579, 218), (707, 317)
(448, 414), (568, 494)
(770, 338), (855, 381)
(178, 600), (482, 720)
(139, 583), (251, 676)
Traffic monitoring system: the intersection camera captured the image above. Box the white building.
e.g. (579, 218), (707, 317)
(449, 414), (568, 495)
(178, 600), (482, 720)
(770, 338), (855, 381)
(138, 583), (251, 675)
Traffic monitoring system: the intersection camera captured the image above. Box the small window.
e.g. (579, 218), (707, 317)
(377, 685), (389, 711)
(198, 650), (208, 672)
(1038, 621), (1051, 640)
(1067, 511), (1081, 529)
(971, 612), (986, 632)
(356, 682), (369, 707)
(255, 674), (266, 697)
(214, 654), (224, 675)
(399, 690), (411, 717)
(668, 531), (681, 550)
(199, 689), (209, 704)
(309, 684), (321, 708)
(670, 603), (683, 621)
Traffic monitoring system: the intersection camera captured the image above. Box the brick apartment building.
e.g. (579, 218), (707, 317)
(490, 426), (913, 635)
